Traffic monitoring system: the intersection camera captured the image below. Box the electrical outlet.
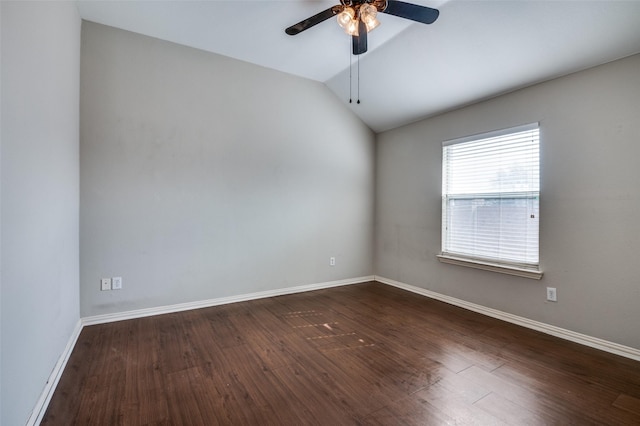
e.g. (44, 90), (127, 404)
(101, 278), (111, 291)
(329, 257), (336, 266)
(546, 287), (557, 302)
(112, 276), (122, 290)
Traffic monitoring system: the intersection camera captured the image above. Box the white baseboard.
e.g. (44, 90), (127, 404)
(82, 276), (375, 326)
(26, 318), (83, 426)
(375, 275), (640, 362)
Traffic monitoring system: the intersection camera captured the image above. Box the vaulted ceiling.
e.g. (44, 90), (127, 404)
(77, 0), (640, 132)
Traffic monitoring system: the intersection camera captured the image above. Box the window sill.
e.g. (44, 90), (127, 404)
(437, 254), (543, 280)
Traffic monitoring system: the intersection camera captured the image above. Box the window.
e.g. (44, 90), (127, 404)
(439, 123), (541, 279)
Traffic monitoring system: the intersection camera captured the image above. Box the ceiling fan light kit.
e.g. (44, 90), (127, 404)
(285, 0), (439, 105)
(285, 0), (439, 55)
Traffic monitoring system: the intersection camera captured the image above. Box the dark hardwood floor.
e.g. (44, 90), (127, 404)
(43, 282), (640, 425)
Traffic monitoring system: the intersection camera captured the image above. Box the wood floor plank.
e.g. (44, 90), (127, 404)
(267, 363), (361, 424)
(492, 360), (640, 424)
(613, 393), (640, 416)
(283, 335), (407, 418)
(122, 320), (169, 425)
(43, 282), (640, 425)
(434, 366), (492, 404)
(202, 311), (246, 349)
(362, 391), (457, 425)
(473, 392), (551, 426)
(412, 382), (507, 426)
(482, 321), (640, 398)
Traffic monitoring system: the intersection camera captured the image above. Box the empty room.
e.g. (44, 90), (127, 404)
(2, 0), (640, 424)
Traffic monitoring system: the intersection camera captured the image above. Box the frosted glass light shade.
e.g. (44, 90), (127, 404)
(337, 7), (355, 28)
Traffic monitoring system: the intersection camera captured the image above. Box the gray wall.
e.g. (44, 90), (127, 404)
(375, 53), (640, 350)
(1, 2), (81, 425)
(80, 22), (375, 317)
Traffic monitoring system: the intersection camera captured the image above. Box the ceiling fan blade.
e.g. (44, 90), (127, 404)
(382, 0), (439, 25)
(352, 20), (368, 55)
(285, 6), (341, 35)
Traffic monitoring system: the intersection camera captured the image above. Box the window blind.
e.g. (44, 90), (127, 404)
(442, 124), (540, 267)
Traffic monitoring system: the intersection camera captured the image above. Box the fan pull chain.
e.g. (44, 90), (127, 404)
(357, 54), (360, 104)
(349, 45), (353, 104)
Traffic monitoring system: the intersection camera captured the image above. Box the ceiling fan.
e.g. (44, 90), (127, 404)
(285, 0), (440, 55)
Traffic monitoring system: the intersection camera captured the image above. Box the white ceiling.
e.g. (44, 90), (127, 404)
(76, 0), (640, 133)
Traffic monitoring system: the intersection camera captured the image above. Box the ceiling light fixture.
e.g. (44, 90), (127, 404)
(337, 2), (380, 37)
(285, 0), (439, 56)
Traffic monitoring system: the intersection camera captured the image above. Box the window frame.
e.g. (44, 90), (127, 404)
(438, 123), (543, 280)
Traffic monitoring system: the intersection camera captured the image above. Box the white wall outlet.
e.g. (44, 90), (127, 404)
(100, 278), (111, 291)
(112, 276), (122, 290)
(546, 287), (557, 302)
(329, 257), (336, 266)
